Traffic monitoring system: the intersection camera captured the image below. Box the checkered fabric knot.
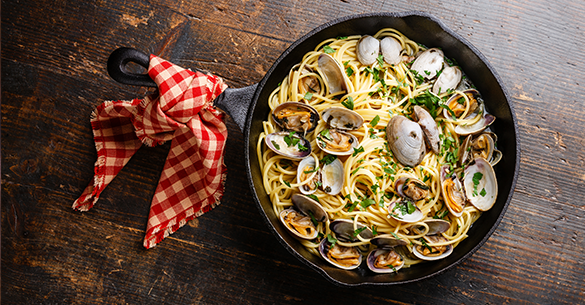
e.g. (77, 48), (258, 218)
(73, 55), (228, 249)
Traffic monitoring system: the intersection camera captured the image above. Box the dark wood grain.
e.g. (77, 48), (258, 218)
(2, 0), (585, 304)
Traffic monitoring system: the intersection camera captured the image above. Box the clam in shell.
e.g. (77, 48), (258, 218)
(318, 53), (348, 95)
(297, 156), (320, 195)
(440, 165), (467, 218)
(356, 35), (380, 65)
(388, 199), (425, 223)
(386, 115), (426, 167)
(279, 194), (328, 240)
(321, 107), (364, 131)
(432, 66), (462, 94)
(412, 235), (453, 261)
(410, 48), (444, 80)
(316, 128), (359, 156)
(367, 235), (407, 273)
(380, 36), (403, 65)
(265, 131), (311, 160)
(463, 158), (498, 211)
(272, 101), (320, 133)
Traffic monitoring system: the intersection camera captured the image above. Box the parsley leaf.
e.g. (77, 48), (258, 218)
(323, 45), (335, 54)
(360, 198), (375, 209)
(327, 234), (337, 249)
(319, 154), (337, 165)
(352, 146), (364, 157)
(303, 92), (313, 101)
(271, 140), (280, 150)
(346, 66), (354, 77)
(307, 194), (319, 202)
(370, 115), (380, 127)
(341, 96), (354, 110)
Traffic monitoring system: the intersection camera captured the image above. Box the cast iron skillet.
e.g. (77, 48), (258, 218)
(108, 11), (519, 286)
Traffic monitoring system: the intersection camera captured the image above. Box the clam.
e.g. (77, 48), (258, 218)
(289, 65), (320, 99)
(367, 234), (408, 273)
(394, 176), (429, 202)
(386, 115), (426, 167)
(380, 36), (403, 65)
(463, 158), (498, 211)
(297, 156), (319, 195)
(329, 219), (374, 242)
(321, 107), (364, 131)
(279, 194), (328, 240)
(356, 35), (380, 65)
(320, 158), (344, 195)
(412, 234), (453, 261)
(265, 131), (311, 160)
(272, 101), (320, 133)
(319, 219), (373, 270)
(388, 199), (425, 223)
(318, 53), (348, 95)
(459, 132), (498, 166)
(413, 105), (440, 154)
(410, 48), (444, 80)
(432, 66), (462, 94)
(412, 219), (451, 236)
(440, 165), (466, 217)
(316, 128), (359, 156)
(454, 111), (496, 135)
(443, 89), (480, 120)
(318, 238), (362, 270)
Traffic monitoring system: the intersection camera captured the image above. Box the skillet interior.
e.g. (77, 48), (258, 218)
(244, 11), (518, 286)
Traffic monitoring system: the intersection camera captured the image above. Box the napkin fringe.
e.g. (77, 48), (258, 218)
(144, 166), (227, 248)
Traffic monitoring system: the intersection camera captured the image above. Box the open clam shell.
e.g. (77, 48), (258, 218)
(440, 165), (466, 218)
(394, 176), (429, 202)
(318, 53), (348, 95)
(463, 157), (498, 211)
(321, 158), (344, 195)
(432, 66), (462, 94)
(297, 156), (319, 195)
(388, 199), (424, 223)
(316, 128), (359, 156)
(279, 194), (328, 240)
(367, 249), (405, 273)
(272, 101), (320, 133)
(412, 219), (451, 236)
(319, 238), (362, 270)
(413, 105), (440, 155)
(321, 107), (364, 131)
(329, 219), (374, 242)
(265, 131), (311, 160)
(412, 235), (453, 261)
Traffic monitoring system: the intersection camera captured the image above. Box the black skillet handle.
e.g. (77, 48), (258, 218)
(106, 47), (257, 132)
(107, 47), (157, 87)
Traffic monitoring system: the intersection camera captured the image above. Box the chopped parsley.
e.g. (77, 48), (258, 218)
(303, 166), (319, 174)
(472, 172), (484, 196)
(327, 234), (337, 249)
(303, 92), (313, 101)
(307, 194), (319, 202)
(323, 45), (335, 54)
(320, 154), (337, 165)
(283, 181), (291, 188)
(271, 140), (280, 150)
(320, 129), (333, 141)
(360, 198), (375, 209)
(370, 115), (380, 127)
(352, 146), (364, 157)
(342, 96), (354, 110)
(346, 66), (354, 77)
(283, 132), (299, 147)
(352, 227), (367, 237)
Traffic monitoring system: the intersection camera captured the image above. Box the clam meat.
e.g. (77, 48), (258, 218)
(297, 156), (320, 195)
(412, 234), (453, 261)
(272, 101), (320, 133)
(440, 165), (466, 217)
(394, 176), (429, 202)
(319, 239), (362, 270)
(443, 89), (480, 120)
(316, 128), (359, 156)
(279, 194), (328, 240)
(367, 234), (408, 273)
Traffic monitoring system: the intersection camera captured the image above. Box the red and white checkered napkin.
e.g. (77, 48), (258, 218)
(73, 55), (228, 248)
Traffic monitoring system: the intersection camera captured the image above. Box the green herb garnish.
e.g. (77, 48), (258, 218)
(341, 96), (354, 110)
(370, 115), (380, 127)
(323, 45), (335, 54)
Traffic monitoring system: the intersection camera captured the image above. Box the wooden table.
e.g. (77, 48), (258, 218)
(2, 0), (584, 303)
